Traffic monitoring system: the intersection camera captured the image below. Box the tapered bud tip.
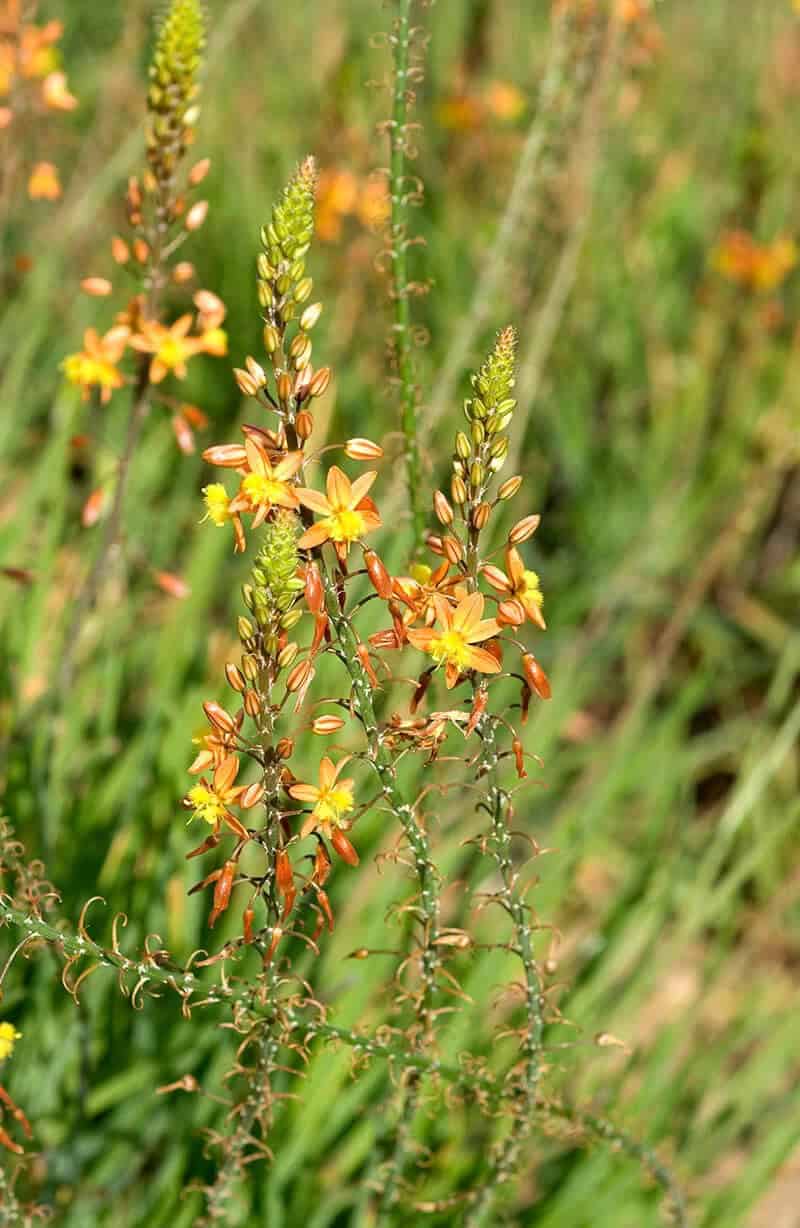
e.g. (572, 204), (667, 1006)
(522, 653), (551, 700)
(509, 514), (541, 545)
(345, 437), (383, 461)
(311, 714), (346, 735)
(299, 154), (318, 189)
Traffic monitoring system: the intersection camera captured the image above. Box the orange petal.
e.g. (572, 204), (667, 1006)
(431, 593), (454, 629)
(318, 757), (337, 790)
(467, 618), (502, 644)
(298, 522), (331, 549)
(406, 627), (436, 651)
(244, 434), (269, 476)
(463, 645), (502, 674)
(452, 591), (484, 633)
(349, 470), (378, 505)
(288, 783), (321, 804)
(274, 451), (305, 481)
(213, 754), (239, 794)
(326, 465), (352, 507)
(296, 487), (332, 516)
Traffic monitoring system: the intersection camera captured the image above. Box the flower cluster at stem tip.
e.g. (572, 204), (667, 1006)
(59, 0), (226, 462)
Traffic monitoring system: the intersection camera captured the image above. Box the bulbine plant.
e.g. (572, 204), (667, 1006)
(58, 0), (227, 681)
(0, 2), (689, 1225)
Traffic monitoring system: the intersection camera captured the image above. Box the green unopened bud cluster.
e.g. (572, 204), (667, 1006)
(257, 157), (318, 323)
(245, 510), (304, 650)
(452, 326), (518, 506)
(146, 0), (206, 186)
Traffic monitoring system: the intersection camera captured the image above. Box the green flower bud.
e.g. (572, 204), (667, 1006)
(147, 0), (205, 183)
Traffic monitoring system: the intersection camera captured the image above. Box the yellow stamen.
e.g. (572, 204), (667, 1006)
(202, 483), (230, 525)
(430, 629), (471, 670)
(188, 785), (226, 825)
(323, 508), (365, 543)
(241, 472), (291, 507)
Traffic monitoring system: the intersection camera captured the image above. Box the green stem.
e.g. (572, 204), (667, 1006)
(463, 717), (545, 1228)
(321, 568), (441, 1212)
(312, 1023), (688, 1226)
(389, 0), (425, 555)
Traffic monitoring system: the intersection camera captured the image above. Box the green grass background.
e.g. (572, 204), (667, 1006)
(1, 1), (799, 1224)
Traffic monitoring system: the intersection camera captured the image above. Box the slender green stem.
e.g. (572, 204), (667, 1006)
(313, 1024), (688, 1226)
(389, 0), (425, 554)
(464, 717), (545, 1228)
(321, 568), (441, 1212)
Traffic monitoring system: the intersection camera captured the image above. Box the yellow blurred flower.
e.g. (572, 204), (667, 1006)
(0, 1023), (21, 1062)
(713, 229), (797, 293)
(62, 326), (130, 403)
(27, 159), (61, 199)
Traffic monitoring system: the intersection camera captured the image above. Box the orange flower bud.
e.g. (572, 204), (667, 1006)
(296, 409), (314, 439)
(209, 859), (236, 927)
(189, 158), (211, 186)
(171, 413), (195, 455)
(133, 238), (150, 264)
(243, 688), (261, 717)
(111, 236), (130, 264)
(466, 685), (488, 736)
(317, 888), (335, 930)
(294, 363), (313, 398)
(313, 842), (332, 886)
(433, 490), (454, 525)
(472, 502), (491, 530)
(522, 653), (551, 700)
(173, 261), (195, 284)
(276, 737), (294, 760)
(127, 176), (142, 209)
(498, 475), (523, 500)
(311, 714), (346, 734)
(481, 564), (512, 593)
(344, 437), (383, 461)
(427, 534), (445, 556)
(194, 291), (226, 330)
(80, 277), (112, 297)
(330, 828), (359, 867)
(286, 659), (314, 693)
(277, 372), (293, 403)
(513, 737), (527, 779)
(304, 562), (324, 614)
(451, 474), (467, 504)
(263, 926), (283, 964)
(242, 907), (255, 944)
(203, 701), (238, 733)
(276, 849), (294, 894)
(154, 570), (190, 599)
(309, 366), (332, 398)
(363, 549), (392, 599)
(225, 663), (245, 692)
(443, 535), (463, 565)
(185, 200), (209, 231)
(509, 514), (541, 545)
(497, 598), (525, 627)
(81, 488), (106, 527)
(202, 443), (248, 468)
(357, 642), (379, 687)
(234, 367), (259, 397)
(240, 780), (265, 808)
(186, 831), (220, 860)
